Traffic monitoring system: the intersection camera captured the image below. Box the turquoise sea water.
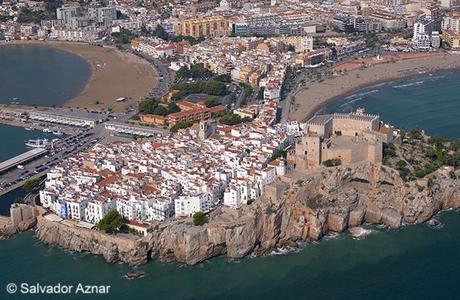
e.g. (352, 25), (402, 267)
(0, 59), (460, 299)
(0, 124), (49, 162)
(318, 71), (460, 139)
(0, 44), (91, 106)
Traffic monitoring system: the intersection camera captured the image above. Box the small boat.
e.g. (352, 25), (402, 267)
(42, 128), (52, 133)
(25, 139), (51, 148)
(25, 127), (33, 131)
(52, 130), (63, 136)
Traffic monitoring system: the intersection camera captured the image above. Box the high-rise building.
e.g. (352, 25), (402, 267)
(440, 0), (460, 8)
(413, 16), (436, 40)
(56, 6), (81, 25)
(97, 6), (117, 25)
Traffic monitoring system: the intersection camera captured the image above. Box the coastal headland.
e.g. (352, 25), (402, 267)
(35, 161), (460, 266)
(1, 41), (157, 113)
(290, 52), (460, 121)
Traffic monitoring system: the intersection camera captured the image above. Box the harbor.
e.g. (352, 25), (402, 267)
(0, 104), (109, 134)
(0, 103), (161, 199)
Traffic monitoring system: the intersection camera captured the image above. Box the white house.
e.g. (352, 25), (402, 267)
(175, 193), (212, 217)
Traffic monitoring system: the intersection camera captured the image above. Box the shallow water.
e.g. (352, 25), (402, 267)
(319, 70), (460, 139)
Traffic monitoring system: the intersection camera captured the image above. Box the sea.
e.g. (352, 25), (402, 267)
(0, 44), (90, 106)
(0, 47), (460, 299)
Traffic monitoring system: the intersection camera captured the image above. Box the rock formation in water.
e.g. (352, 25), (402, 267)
(35, 162), (460, 265)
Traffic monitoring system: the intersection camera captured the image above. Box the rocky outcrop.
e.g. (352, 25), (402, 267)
(36, 216), (150, 265)
(34, 162), (460, 265)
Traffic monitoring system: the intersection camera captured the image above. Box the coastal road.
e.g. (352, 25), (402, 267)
(279, 69), (311, 122)
(120, 46), (173, 100)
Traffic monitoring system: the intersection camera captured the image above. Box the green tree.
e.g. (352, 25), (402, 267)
(257, 87), (265, 100)
(139, 97), (160, 114)
(323, 158), (342, 167)
(213, 74), (231, 83)
(409, 128), (423, 140)
(192, 212), (206, 226)
(271, 149), (287, 161)
(154, 25), (169, 40)
(204, 98), (221, 107)
(219, 113), (242, 125)
(170, 121), (194, 133)
(17, 7), (53, 24)
(97, 209), (123, 233)
(396, 160), (407, 170)
(112, 29), (136, 45)
(153, 105), (168, 116)
(14, 197), (25, 204)
(23, 178), (40, 192)
(167, 102), (180, 114)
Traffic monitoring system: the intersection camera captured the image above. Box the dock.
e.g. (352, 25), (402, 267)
(0, 148), (48, 173)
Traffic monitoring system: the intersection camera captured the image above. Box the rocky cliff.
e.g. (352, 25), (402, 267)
(35, 162), (460, 265)
(36, 216), (150, 265)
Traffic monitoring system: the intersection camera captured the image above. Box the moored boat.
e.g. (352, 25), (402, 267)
(25, 139), (52, 148)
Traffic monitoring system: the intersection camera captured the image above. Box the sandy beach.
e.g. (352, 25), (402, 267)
(290, 52), (460, 122)
(2, 41), (157, 113)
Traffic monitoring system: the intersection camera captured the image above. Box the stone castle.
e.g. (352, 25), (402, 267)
(293, 109), (400, 169)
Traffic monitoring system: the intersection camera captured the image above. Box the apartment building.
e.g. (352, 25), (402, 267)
(176, 16), (231, 38)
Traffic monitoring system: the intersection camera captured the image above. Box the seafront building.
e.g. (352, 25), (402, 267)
(28, 111), (99, 128)
(442, 12), (460, 50)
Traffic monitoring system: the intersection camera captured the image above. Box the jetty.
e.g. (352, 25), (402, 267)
(0, 148), (47, 173)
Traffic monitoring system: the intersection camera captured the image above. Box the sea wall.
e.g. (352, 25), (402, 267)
(35, 216), (150, 265)
(35, 162), (460, 265)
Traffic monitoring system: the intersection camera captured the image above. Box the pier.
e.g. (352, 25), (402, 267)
(0, 148), (48, 173)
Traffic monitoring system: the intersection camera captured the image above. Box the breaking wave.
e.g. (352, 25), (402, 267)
(344, 89), (379, 100)
(392, 80), (425, 88)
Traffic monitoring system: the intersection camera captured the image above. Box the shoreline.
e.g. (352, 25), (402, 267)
(290, 52), (460, 121)
(1, 40), (157, 113)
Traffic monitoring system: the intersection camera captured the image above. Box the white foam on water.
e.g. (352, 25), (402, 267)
(344, 89), (379, 100)
(323, 232), (342, 241)
(392, 80), (425, 88)
(339, 97), (363, 108)
(349, 227), (374, 240)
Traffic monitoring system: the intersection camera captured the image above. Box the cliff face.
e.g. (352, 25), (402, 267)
(144, 162), (460, 265)
(35, 162), (460, 265)
(36, 216), (150, 265)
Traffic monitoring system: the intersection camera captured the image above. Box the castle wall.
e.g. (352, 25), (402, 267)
(332, 116), (379, 137)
